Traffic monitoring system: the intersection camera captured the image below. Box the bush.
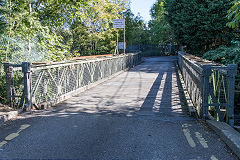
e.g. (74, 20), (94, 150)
(203, 45), (240, 106)
(203, 46), (240, 65)
(165, 0), (233, 56)
(203, 45), (240, 85)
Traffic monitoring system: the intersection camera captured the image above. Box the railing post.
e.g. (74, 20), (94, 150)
(227, 64), (237, 127)
(202, 65), (211, 120)
(4, 63), (13, 107)
(22, 62), (31, 111)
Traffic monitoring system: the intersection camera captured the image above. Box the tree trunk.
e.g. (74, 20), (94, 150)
(28, 0), (32, 61)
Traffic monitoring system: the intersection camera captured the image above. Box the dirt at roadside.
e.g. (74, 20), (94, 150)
(0, 104), (14, 113)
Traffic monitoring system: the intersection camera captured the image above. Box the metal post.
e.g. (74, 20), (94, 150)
(22, 62), (31, 111)
(124, 25), (126, 54)
(202, 65), (211, 119)
(117, 28), (119, 55)
(227, 64), (237, 127)
(4, 63), (13, 107)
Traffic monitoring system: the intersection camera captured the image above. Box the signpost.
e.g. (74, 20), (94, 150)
(113, 19), (125, 28)
(113, 19), (126, 55)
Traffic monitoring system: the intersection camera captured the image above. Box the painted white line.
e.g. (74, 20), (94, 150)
(19, 124), (31, 131)
(5, 133), (19, 141)
(195, 132), (208, 148)
(0, 141), (7, 148)
(211, 155), (218, 160)
(183, 128), (196, 148)
(1, 124), (31, 147)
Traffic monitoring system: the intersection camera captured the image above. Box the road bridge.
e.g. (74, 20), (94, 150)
(0, 56), (238, 159)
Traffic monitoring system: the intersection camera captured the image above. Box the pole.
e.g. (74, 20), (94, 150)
(117, 28), (119, 55)
(124, 25), (126, 54)
(22, 62), (32, 111)
(227, 64), (237, 127)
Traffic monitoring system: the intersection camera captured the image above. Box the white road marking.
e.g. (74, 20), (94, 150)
(195, 132), (208, 148)
(0, 141), (7, 148)
(5, 133), (19, 141)
(19, 124), (30, 131)
(211, 155), (218, 160)
(0, 124), (31, 148)
(183, 128), (196, 148)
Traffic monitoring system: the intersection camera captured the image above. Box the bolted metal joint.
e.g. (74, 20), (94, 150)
(227, 64), (237, 78)
(21, 62), (31, 73)
(3, 63), (13, 73)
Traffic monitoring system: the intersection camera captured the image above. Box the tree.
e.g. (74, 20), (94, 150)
(165, 0), (233, 55)
(69, 0), (127, 56)
(0, 0), (69, 62)
(121, 9), (150, 47)
(0, 0), (130, 104)
(149, 0), (173, 45)
(0, 0), (129, 61)
(227, 0), (240, 28)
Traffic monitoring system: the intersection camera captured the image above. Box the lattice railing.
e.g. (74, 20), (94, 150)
(4, 53), (141, 110)
(178, 52), (237, 126)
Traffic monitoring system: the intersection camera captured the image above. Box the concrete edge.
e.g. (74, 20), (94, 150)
(206, 119), (240, 159)
(175, 62), (196, 117)
(0, 109), (23, 127)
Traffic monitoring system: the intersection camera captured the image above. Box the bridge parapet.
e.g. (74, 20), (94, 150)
(4, 53), (141, 111)
(178, 52), (237, 127)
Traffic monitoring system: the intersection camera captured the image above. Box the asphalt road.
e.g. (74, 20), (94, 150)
(0, 57), (237, 159)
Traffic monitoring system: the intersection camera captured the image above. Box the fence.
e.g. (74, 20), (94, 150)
(4, 53), (141, 110)
(127, 44), (181, 56)
(178, 52), (237, 127)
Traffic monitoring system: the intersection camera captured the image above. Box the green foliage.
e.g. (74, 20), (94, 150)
(0, 0), (132, 105)
(203, 45), (240, 87)
(149, 0), (173, 44)
(0, 0), (70, 62)
(227, 0), (240, 28)
(165, 0), (234, 55)
(122, 10), (150, 46)
(0, 0), (6, 35)
(54, 0), (127, 56)
(0, 0), (129, 62)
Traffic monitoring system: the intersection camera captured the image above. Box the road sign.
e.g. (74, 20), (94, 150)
(119, 42), (126, 50)
(113, 19), (125, 28)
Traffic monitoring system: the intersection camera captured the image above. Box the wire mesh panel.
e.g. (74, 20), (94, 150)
(4, 53), (141, 110)
(178, 52), (237, 126)
(180, 55), (203, 116)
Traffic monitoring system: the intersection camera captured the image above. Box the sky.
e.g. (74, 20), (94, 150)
(129, 0), (157, 23)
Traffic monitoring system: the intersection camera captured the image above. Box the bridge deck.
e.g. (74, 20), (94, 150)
(0, 57), (237, 159)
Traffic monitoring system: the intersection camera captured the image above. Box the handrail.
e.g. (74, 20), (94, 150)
(4, 53), (142, 110)
(178, 52), (237, 127)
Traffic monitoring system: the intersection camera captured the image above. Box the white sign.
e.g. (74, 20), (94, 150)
(113, 19), (125, 28)
(119, 42), (126, 49)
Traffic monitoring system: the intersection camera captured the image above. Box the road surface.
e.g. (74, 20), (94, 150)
(0, 57), (237, 159)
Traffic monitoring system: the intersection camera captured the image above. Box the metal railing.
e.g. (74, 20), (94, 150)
(4, 53), (141, 110)
(178, 52), (237, 127)
(127, 44), (181, 56)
